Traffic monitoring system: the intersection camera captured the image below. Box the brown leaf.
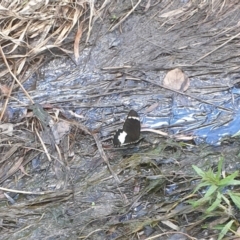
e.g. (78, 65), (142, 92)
(163, 68), (190, 92)
(74, 22), (83, 62)
(161, 220), (179, 231)
(0, 84), (10, 95)
(51, 121), (71, 144)
(159, 8), (184, 18)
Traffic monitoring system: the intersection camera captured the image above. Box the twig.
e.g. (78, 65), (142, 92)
(83, 228), (104, 240)
(93, 133), (120, 184)
(35, 127), (52, 162)
(0, 79), (15, 122)
(109, 0), (142, 31)
(141, 128), (168, 136)
(141, 128), (194, 141)
(124, 71), (232, 113)
(0, 186), (53, 195)
(192, 32), (240, 64)
(145, 231), (197, 240)
(0, 45), (34, 104)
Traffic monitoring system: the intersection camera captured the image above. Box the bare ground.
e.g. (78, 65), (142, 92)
(1, 1), (240, 239)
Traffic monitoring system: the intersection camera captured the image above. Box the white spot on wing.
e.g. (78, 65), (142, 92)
(128, 116), (140, 121)
(118, 131), (127, 145)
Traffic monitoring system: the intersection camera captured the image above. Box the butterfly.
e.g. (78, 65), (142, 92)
(113, 110), (141, 147)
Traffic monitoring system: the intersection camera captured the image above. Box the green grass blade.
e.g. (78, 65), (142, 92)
(219, 171), (239, 186)
(192, 165), (205, 178)
(228, 191), (240, 210)
(190, 197), (210, 208)
(193, 182), (212, 193)
(217, 220), (234, 240)
(204, 184), (218, 198)
(217, 157), (224, 179)
(206, 192), (222, 213)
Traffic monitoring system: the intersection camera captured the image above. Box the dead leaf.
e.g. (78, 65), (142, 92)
(66, 110), (84, 119)
(0, 84), (10, 95)
(51, 121), (71, 144)
(0, 109), (9, 122)
(163, 68), (189, 92)
(159, 8), (184, 18)
(144, 102), (159, 113)
(19, 165), (31, 177)
(0, 123), (13, 136)
(235, 226), (240, 239)
(74, 22), (83, 62)
(161, 220), (179, 231)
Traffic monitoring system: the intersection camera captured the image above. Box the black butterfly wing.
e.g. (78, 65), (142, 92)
(122, 110), (140, 144)
(113, 110), (141, 146)
(113, 129), (125, 146)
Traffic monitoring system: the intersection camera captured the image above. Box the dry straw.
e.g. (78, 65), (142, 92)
(0, 0), (103, 86)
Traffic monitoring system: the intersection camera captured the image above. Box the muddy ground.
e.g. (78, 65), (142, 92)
(1, 1), (240, 239)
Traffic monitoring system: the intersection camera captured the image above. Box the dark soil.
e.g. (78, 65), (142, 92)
(1, 1), (240, 239)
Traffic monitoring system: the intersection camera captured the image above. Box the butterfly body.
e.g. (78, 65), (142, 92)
(113, 110), (141, 147)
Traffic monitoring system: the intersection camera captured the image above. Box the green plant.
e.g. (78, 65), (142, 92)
(190, 157), (240, 240)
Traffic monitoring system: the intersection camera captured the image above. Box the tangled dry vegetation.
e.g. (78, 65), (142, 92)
(1, 0), (240, 239)
(1, 0), (84, 76)
(0, 0), (107, 107)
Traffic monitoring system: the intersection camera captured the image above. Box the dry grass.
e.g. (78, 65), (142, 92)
(0, 0), (110, 124)
(0, 0), (111, 91)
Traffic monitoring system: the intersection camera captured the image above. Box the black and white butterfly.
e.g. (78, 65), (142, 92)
(113, 110), (141, 147)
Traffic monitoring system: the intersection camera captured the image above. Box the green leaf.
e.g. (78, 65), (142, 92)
(218, 171), (238, 186)
(217, 220), (234, 240)
(228, 191), (240, 210)
(187, 199), (197, 206)
(217, 157), (224, 180)
(228, 191), (240, 196)
(193, 182), (212, 193)
(190, 196), (211, 208)
(206, 192), (222, 213)
(225, 179), (240, 186)
(203, 169), (216, 183)
(192, 165), (205, 177)
(204, 185), (218, 198)
(221, 194), (231, 207)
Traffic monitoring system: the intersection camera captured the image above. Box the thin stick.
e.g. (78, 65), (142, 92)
(0, 79), (15, 122)
(93, 133), (120, 184)
(0, 186), (53, 195)
(0, 45), (34, 104)
(124, 72), (232, 113)
(192, 32), (240, 64)
(109, 0), (142, 31)
(35, 128), (52, 162)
